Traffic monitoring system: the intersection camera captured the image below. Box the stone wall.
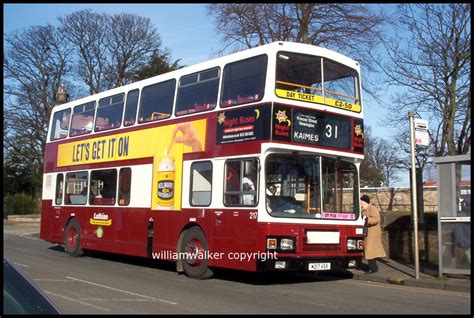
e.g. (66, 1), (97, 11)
(380, 212), (439, 264)
(360, 186), (438, 213)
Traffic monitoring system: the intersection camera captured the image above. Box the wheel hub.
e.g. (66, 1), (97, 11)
(185, 239), (203, 266)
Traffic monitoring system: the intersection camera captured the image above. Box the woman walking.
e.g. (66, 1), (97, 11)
(360, 194), (386, 274)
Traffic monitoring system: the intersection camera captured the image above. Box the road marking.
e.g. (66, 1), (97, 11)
(34, 278), (73, 282)
(14, 262), (31, 268)
(79, 298), (150, 302)
(65, 276), (178, 305)
(44, 290), (110, 312)
(19, 232), (40, 241)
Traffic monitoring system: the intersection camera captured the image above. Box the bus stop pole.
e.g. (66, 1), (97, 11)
(409, 111), (420, 279)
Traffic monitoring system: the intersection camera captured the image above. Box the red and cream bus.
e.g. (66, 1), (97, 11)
(41, 41), (366, 279)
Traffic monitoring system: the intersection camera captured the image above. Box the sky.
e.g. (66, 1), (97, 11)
(3, 3), (219, 66)
(4, 3), (431, 186)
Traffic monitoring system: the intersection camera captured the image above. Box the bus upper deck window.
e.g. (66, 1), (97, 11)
(276, 51), (323, 98)
(220, 55), (267, 107)
(176, 68), (219, 116)
(69, 102), (96, 137)
(95, 93), (125, 132)
(323, 59), (359, 106)
(123, 89), (139, 127)
(138, 79), (175, 124)
(50, 108), (71, 141)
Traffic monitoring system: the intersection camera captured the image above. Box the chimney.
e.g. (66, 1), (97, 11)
(56, 84), (69, 105)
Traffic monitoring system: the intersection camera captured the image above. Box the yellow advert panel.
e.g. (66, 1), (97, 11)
(57, 120), (207, 211)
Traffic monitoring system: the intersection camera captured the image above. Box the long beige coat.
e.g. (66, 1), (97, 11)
(363, 204), (386, 260)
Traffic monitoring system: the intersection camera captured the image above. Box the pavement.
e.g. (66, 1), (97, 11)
(345, 258), (471, 294)
(4, 214), (471, 293)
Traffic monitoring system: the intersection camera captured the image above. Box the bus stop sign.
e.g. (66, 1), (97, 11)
(414, 118), (429, 146)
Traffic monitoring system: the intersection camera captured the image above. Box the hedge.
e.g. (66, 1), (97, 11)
(3, 193), (40, 218)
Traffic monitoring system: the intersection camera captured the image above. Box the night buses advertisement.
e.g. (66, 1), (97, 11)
(57, 119), (207, 211)
(216, 106), (271, 145)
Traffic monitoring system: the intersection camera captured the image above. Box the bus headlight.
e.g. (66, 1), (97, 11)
(280, 238), (294, 250)
(347, 239), (357, 251)
(267, 237), (295, 252)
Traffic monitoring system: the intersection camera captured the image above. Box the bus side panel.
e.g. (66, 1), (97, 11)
(54, 206), (148, 258)
(125, 208), (149, 254)
(40, 200), (60, 243)
(207, 208), (260, 271)
(150, 210), (210, 258)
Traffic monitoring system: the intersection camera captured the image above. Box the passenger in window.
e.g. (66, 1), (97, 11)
(226, 169), (239, 190)
(225, 168), (240, 205)
(89, 186), (102, 200)
(242, 176), (255, 205)
(242, 163), (257, 205)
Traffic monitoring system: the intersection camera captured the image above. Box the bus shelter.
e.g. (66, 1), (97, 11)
(433, 154), (470, 277)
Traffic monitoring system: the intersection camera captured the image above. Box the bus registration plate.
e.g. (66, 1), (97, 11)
(308, 262), (331, 271)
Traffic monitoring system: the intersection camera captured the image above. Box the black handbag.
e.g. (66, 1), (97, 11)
(363, 217), (369, 237)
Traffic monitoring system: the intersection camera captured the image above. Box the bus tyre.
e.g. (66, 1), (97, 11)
(181, 227), (213, 279)
(64, 219), (84, 257)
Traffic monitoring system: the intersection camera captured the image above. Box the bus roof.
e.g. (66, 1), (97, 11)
(52, 41), (360, 112)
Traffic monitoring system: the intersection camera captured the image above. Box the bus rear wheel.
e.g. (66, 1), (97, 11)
(64, 219), (84, 257)
(181, 227), (213, 279)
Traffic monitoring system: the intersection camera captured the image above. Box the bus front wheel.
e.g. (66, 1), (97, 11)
(181, 227), (213, 279)
(64, 219), (84, 257)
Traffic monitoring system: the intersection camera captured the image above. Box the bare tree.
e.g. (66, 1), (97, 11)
(359, 126), (384, 187)
(207, 4), (385, 52)
(371, 138), (401, 187)
(360, 126), (402, 188)
(207, 4), (388, 97)
(106, 13), (163, 87)
(59, 10), (110, 95)
(59, 10), (164, 93)
(374, 4), (470, 205)
(376, 4), (471, 157)
(360, 127), (402, 212)
(4, 25), (73, 196)
(393, 127), (432, 171)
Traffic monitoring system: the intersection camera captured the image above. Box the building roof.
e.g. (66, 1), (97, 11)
(423, 180), (471, 187)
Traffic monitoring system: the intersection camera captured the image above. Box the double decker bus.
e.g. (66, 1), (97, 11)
(41, 41), (366, 279)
